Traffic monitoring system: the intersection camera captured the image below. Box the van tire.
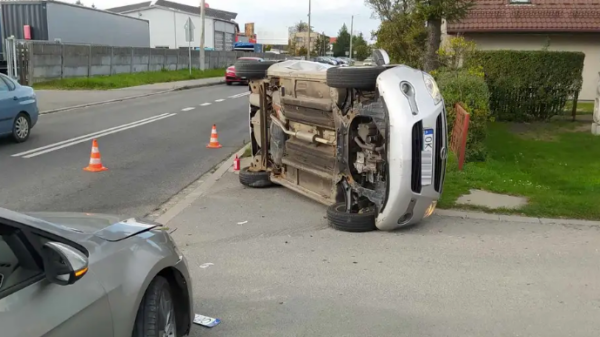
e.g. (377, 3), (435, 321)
(326, 202), (377, 232)
(239, 167), (273, 188)
(326, 66), (386, 90)
(235, 60), (278, 80)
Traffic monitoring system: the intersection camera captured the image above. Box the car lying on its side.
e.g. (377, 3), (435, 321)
(0, 207), (193, 337)
(234, 50), (448, 233)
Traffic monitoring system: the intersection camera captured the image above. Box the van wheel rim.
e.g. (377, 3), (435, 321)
(15, 116), (28, 139)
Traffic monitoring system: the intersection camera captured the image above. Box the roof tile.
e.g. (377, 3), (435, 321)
(447, 0), (600, 33)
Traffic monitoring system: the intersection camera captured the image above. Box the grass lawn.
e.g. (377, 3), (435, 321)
(439, 121), (600, 220)
(33, 68), (225, 90)
(564, 101), (594, 115)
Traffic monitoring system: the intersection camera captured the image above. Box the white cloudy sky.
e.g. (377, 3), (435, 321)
(68, 0), (381, 41)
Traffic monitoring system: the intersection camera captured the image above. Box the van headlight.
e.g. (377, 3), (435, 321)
(422, 72), (442, 105)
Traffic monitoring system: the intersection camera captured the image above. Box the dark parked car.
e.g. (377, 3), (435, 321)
(226, 57), (264, 85)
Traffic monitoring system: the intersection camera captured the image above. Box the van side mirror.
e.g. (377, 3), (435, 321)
(41, 242), (89, 286)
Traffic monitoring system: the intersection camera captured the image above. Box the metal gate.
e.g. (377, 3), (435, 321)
(4, 36), (29, 84)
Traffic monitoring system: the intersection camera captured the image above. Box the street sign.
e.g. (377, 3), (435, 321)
(184, 17), (195, 42)
(345, 51), (349, 56)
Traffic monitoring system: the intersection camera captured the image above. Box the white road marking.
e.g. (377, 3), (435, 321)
(215, 99), (225, 102)
(200, 103), (211, 106)
(229, 92), (250, 99)
(13, 113), (177, 159)
(181, 107), (195, 111)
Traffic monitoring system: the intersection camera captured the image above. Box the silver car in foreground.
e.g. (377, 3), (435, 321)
(0, 208), (193, 337)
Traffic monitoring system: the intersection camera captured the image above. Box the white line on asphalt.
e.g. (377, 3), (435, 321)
(200, 103), (211, 106)
(13, 113), (177, 159)
(12, 113), (172, 157)
(181, 107), (195, 111)
(215, 99), (225, 102)
(229, 92), (250, 99)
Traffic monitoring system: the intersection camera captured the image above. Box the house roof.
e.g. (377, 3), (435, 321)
(107, 0), (237, 21)
(447, 0), (600, 33)
(330, 37), (337, 44)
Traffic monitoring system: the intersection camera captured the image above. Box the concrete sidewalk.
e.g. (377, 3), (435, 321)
(36, 77), (225, 113)
(165, 168), (600, 337)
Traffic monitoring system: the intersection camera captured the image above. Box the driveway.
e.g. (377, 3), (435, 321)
(168, 171), (600, 337)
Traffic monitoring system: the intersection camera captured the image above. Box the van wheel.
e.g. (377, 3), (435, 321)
(326, 202), (377, 232)
(132, 276), (177, 337)
(235, 60), (278, 80)
(326, 66), (386, 90)
(239, 167), (273, 188)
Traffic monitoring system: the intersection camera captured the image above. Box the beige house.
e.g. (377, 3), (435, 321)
(291, 31), (322, 53)
(444, 0), (600, 101)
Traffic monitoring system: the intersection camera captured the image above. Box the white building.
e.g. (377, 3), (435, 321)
(108, 0), (238, 50)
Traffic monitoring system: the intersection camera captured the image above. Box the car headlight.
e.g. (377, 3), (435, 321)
(422, 72), (442, 105)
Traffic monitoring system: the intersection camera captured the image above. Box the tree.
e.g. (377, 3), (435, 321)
(351, 33), (371, 60)
(333, 24), (351, 57)
(91, 4), (96, 8)
(297, 46), (308, 57)
(314, 33), (330, 56)
(294, 21), (313, 33)
(371, 10), (427, 68)
(75, 0), (83, 4)
(366, 0), (474, 71)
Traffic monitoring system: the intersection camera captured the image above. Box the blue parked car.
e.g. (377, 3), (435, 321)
(0, 73), (38, 143)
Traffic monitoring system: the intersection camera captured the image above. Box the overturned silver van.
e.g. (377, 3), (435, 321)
(234, 52), (448, 232)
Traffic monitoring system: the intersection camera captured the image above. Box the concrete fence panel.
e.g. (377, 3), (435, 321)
(62, 44), (90, 78)
(25, 40), (288, 83)
(90, 46), (112, 77)
(132, 47), (152, 73)
(164, 49), (179, 71)
(112, 47), (133, 75)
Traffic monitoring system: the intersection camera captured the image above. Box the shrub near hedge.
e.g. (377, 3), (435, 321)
(435, 69), (491, 162)
(469, 50), (584, 121)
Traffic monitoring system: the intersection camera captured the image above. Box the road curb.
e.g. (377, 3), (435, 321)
(435, 209), (600, 227)
(155, 144), (249, 225)
(39, 80), (225, 115)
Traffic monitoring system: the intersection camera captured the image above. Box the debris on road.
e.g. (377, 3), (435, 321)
(237, 220), (248, 225)
(193, 314), (221, 328)
(199, 263), (214, 269)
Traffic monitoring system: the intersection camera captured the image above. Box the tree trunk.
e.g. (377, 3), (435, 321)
(424, 18), (442, 73)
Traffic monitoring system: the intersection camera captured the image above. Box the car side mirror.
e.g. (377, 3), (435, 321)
(41, 242), (89, 286)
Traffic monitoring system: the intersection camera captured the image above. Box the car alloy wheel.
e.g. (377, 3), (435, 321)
(159, 286), (177, 337)
(14, 115), (29, 141)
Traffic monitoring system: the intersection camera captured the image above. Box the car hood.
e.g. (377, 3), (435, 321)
(25, 211), (162, 242)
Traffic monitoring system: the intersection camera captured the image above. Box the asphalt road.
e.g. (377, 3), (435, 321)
(0, 84), (250, 217)
(169, 171), (600, 337)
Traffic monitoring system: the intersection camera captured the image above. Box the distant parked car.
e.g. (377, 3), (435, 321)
(313, 57), (337, 65)
(362, 58), (374, 66)
(0, 207), (194, 337)
(0, 74), (38, 143)
(226, 57), (264, 85)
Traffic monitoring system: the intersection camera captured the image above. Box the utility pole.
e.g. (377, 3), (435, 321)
(199, 0), (206, 70)
(307, 0), (311, 59)
(322, 31), (325, 56)
(349, 15), (354, 60)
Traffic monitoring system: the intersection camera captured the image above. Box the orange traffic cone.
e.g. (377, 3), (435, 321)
(206, 124), (222, 149)
(83, 139), (108, 172)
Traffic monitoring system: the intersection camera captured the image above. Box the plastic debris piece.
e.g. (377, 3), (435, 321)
(237, 220), (248, 225)
(199, 263), (214, 269)
(193, 314), (221, 328)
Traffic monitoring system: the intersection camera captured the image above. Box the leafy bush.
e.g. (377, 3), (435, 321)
(469, 50), (584, 121)
(435, 69), (491, 162)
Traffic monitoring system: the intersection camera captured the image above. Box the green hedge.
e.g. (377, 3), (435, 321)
(469, 50), (584, 121)
(435, 69), (490, 162)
